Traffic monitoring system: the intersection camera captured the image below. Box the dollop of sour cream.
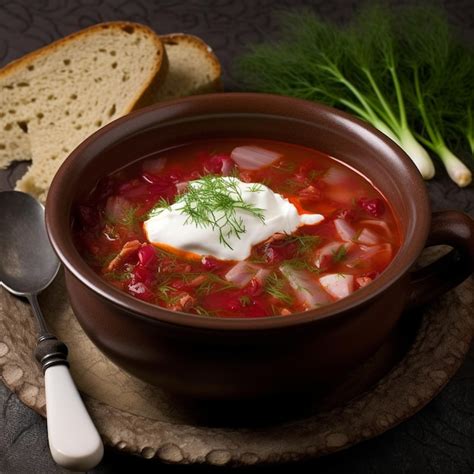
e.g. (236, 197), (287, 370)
(143, 177), (324, 261)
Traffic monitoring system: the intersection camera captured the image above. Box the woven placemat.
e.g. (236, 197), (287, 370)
(0, 248), (472, 466)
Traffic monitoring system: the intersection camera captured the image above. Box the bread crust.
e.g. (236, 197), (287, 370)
(160, 33), (223, 92)
(0, 21), (167, 112)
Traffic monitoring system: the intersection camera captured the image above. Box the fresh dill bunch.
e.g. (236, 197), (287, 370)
(235, 4), (474, 186)
(235, 7), (435, 180)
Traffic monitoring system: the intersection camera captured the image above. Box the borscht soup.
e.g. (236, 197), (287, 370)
(73, 139), (401, 317)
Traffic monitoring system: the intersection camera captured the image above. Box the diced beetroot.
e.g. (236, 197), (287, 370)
(263, 239), (298, 264)
(358, 198), (385, 217)
(138, 244), (157, 267)
(201, 256), (220, 271)
(131, 264), (154, 286)
(245, 277), (265, 296)
(120, 176), (178, 202)
(203, 154), (234, 175)
(356, 228), (380, 246)
(319, 274), (354, 299)
(127, 282), (154, 302)
(334, 219), (356, 241)
(203, 154), (225, 174)
(221, 156), (235, 176)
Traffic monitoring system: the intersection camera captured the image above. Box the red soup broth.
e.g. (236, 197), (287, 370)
(73, 138), (402, 318)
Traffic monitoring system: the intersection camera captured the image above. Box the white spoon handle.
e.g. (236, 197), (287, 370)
(44, 364), (104, 471)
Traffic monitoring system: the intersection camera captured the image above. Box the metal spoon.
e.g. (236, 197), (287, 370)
(0, 191), (103, 471)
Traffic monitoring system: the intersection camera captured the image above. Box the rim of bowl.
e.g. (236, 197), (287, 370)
(46, 93), (431, 331)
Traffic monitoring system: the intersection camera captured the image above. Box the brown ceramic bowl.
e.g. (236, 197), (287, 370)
(46, 93), (474, 400)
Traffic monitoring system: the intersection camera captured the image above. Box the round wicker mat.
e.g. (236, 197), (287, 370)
(0, 248), (472, 466)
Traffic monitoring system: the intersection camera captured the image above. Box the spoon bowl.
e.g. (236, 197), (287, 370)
(0, 191), (59, 295)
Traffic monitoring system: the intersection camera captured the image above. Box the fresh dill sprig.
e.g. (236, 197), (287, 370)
(194, 305), (218, 317)
(194, 274), (236, 297)
(284, 259), (321, 273)
(276, 234), (321, 256)
(104, 270), (131, 281)
(120, 205), (141, 227)
(332, 244), (348, 263)
(168, 176), (266, 249)
(264, 272), (294, 305)
(239, 295), (252, 307)
(156, 282), (182, 306)
(147, 197), (171, 218)
(292, 234), (321, 255)
(248, 183), (264, 192)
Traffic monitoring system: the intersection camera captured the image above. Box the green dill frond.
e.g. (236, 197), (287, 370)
(104, 271), (131, 281)
(119, 205), (140, 228)
(239, 295), (252, 306)
(332, 244), (348, 263)
(173, 176), (265, 249)
(194, 306), (218, 317)
(284, 259), (321, 273)
(156, 282), (181, 306)
(264, 272), (294, 305)
(147, 197), (171, 218)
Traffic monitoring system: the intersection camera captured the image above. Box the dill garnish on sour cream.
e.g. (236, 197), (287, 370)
(143, 176), (324, 261)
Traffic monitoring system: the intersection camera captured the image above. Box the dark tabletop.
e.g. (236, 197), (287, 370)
(0, 1), (473, 473)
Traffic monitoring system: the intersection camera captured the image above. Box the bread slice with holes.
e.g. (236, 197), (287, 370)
(156, 33), (222, 101)
(0, 22), (167, 199)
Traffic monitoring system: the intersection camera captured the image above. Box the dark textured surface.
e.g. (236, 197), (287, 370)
(0, 1), (473, 473)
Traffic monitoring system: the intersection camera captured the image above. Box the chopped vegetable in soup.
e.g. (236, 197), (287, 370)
(73, 139), (401, 317)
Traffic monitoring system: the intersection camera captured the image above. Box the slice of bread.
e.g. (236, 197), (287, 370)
(156, 33), (222, 101)
(0, 22), (167, 199)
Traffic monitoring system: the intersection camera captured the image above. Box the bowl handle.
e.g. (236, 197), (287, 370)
(406, 210), (474, 310)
